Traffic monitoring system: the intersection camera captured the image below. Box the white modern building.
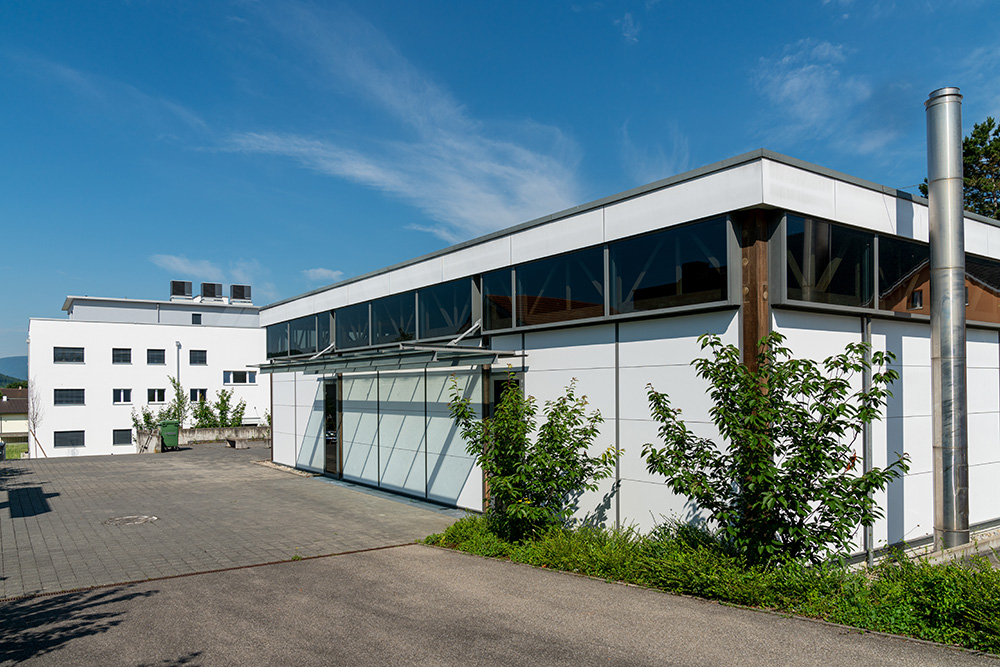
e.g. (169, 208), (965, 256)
(28, 282), (270, 458)
(261, 149), (1000, 554)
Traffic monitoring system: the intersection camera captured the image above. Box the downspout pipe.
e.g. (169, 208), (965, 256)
(926, 87), (970, 550)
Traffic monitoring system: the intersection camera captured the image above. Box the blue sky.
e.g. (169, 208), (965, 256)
(2, 0), (998, 359)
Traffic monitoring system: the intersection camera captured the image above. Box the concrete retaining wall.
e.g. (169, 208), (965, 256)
(179, 426), (271, 445)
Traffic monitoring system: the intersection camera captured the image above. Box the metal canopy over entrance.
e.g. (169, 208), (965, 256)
(259, 343), (523, 375)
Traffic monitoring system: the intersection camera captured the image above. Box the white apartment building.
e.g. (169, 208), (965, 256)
(27, 282), (269, 458)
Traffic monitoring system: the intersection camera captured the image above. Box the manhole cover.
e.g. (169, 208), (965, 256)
(104, 515), (158, 526)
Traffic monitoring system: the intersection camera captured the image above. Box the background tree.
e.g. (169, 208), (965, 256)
(920, 116), (1000, 219)
(643, 333), (909, 566)
(193, 389), (247, 428)
(27, 379), (45, 458)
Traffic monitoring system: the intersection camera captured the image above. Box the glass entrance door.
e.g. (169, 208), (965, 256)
(323, 380), (341, 477)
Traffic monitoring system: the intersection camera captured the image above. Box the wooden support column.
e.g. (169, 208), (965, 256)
(739, 210), (771, 373)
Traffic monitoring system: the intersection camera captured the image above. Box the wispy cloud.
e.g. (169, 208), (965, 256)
(151, 255), (224, 280)
(7, 52), (208, 135)
(752, 39), (905, 155)
(228, 3), (581, 242)
(615, 13), (641, 42)
(149, 255), (279, 301)
(619, 120), (690, 184)
(303, 267), (344, 283)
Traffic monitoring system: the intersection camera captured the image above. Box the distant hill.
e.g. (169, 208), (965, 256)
(1, 372), (24, 387)
(0, 356), (27, 381)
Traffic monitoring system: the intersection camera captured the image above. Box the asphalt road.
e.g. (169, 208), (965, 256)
(2, 445), (997, 665)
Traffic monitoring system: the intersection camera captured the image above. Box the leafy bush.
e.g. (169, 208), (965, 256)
(192, 389), (247, 428)
(449, 372), (616, 541)
(643, 332), (909, 565)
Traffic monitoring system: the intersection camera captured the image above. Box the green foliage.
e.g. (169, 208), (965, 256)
(643, 332), (909, 566)
(162, 376), (189, 426)
(262, 410), (272, 428)
(2, 378), (27, 389)
(427, 515), (1000, 653)
(192, 389), (247, 428)
(449, 372), (616, 541)
(919, 116), (1000, 219)
(3, 443), (28, 460)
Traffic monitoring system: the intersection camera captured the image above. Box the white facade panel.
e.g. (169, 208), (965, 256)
(968, 328), (999, 368)
(987, 225), (1000, 258)
(378, 372), (426, 496)
(510, 210), (604, 265)
(968, 411), (1000, 467)
(762, 160), (836, 222)
(271, 373), (296, 467)
(523, 325), (615, 372)
(294, 374), (325, 473)
(604, 162), (762, 243)
(617, 478), (691, 534)
(967, 219), (989, 257)
(341, 374), (380, 484)
(345, 273), (392, 304)
(832, 182), (896, 235)
(388, 258), (444, 294)
(441, 237), (512, 282)
(618, 311), (739, 368)
(969, 462), (1000, 525)
(426, 370), (482, 509)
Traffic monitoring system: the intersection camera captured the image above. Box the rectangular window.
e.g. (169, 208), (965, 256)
(112, 388), (132, 404)
(786, 216), (873, 308)
(53, 430), (85, 447)
(148, 388), (166, 403)
(192, 313), (202, 325)
(318, 312), (332, 351)
(878, 235), (929, 314)
(54, 389), (85, 405)
(289, 315), (318, 356)
(147, 348), (166, 365)
(372, 292), (416, 345)
(483, 269), (513, 330)
(112, 348), (132, 364)
(516, 247), (605, 326)
(965, 254), (1000, 324)
(267, 323), (290, 359)
(610, 217), (728, 314)
(190, 350), (207, 365)
(53, 347), (85, 363)
(223, 371), (256, 384)
(336, 302), (370, 350)
(190, 388), (207, 402)
(113, 429), (132, 445)
(419, 278), (473, 339)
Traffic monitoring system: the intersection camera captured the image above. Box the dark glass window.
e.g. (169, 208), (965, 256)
(54, 389), (85, 405)
(336, 302), (370, 350)
(483, 269), (513, 330)
(53, 431), (85, 447)
(113, 429), (132, 445)
(112, 388), (131, 404)
(418, 279), (473, 340)
(148, 388), (166, 403)
(190, 388), (207, 402)
(965, 254), (1000, 324)
(786, 216), (873, 307)
(610, 218), (728, 314)
(224, 371), (256, 384)
(112, 348), (132, 364)
(267, 323), (289, 359)
(192, 313), (202, 325)
(147, 348), (166, 365)
(190, 350), (207, 365)
(878, 236), (929, 313)
(53, 347), (84, 363)
(373, 292), (416, 345)
(289, 315), (318, 356)
(318, 312), (332, 351)
(516, 247), (605, 326)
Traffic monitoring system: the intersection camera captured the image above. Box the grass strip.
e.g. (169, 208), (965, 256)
(426, 515), (1000, 654)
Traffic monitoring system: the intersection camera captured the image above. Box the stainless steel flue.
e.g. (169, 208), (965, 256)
(926, 87), (970, 550)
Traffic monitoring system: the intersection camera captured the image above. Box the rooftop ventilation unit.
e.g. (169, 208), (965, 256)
(230, 284), (252, 302)
(201, 282), (223, 299)
(170, 280), (193, 299)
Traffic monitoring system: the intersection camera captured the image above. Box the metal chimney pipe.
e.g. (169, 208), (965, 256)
(926, 87), (970, 550)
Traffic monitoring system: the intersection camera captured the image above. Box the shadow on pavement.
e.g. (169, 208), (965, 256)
(0, 586), (159, 663)
(1, 485), (60, 517)
(137, 651), (204, 666)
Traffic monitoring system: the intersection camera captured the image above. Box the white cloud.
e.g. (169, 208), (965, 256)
(229, 3), (581, 242)
(615, 13), (641, 42)
(619, 120), (690, 185)
(303, 268), (345, 283)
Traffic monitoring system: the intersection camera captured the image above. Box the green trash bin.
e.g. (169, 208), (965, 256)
(158, 420), (180, 451)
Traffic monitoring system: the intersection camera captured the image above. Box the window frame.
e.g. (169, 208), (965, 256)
(189, 349), (208, 366)
(112, 348), (132, 365)
(54, 389), (85, 406)
(223, 370), (256, 385)
(53, 430), (85, 448)
(147, 348), (166, 365)
(53, 347), (85, 364)
(112, 429), (132, 446)
(147, 388), (166, 404)
(112, 388), (132, 405)
(190, 388), (207, 402)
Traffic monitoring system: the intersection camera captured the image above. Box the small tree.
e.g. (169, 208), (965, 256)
(450, 373), (616, 541)
(642, 332), (909, 566)
(27, 378), (45, 458)
(192, 389), (247, 428)
(160, 376), (189, 426)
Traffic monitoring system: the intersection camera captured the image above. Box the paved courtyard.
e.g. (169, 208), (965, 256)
(0, 443), (461, 599)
